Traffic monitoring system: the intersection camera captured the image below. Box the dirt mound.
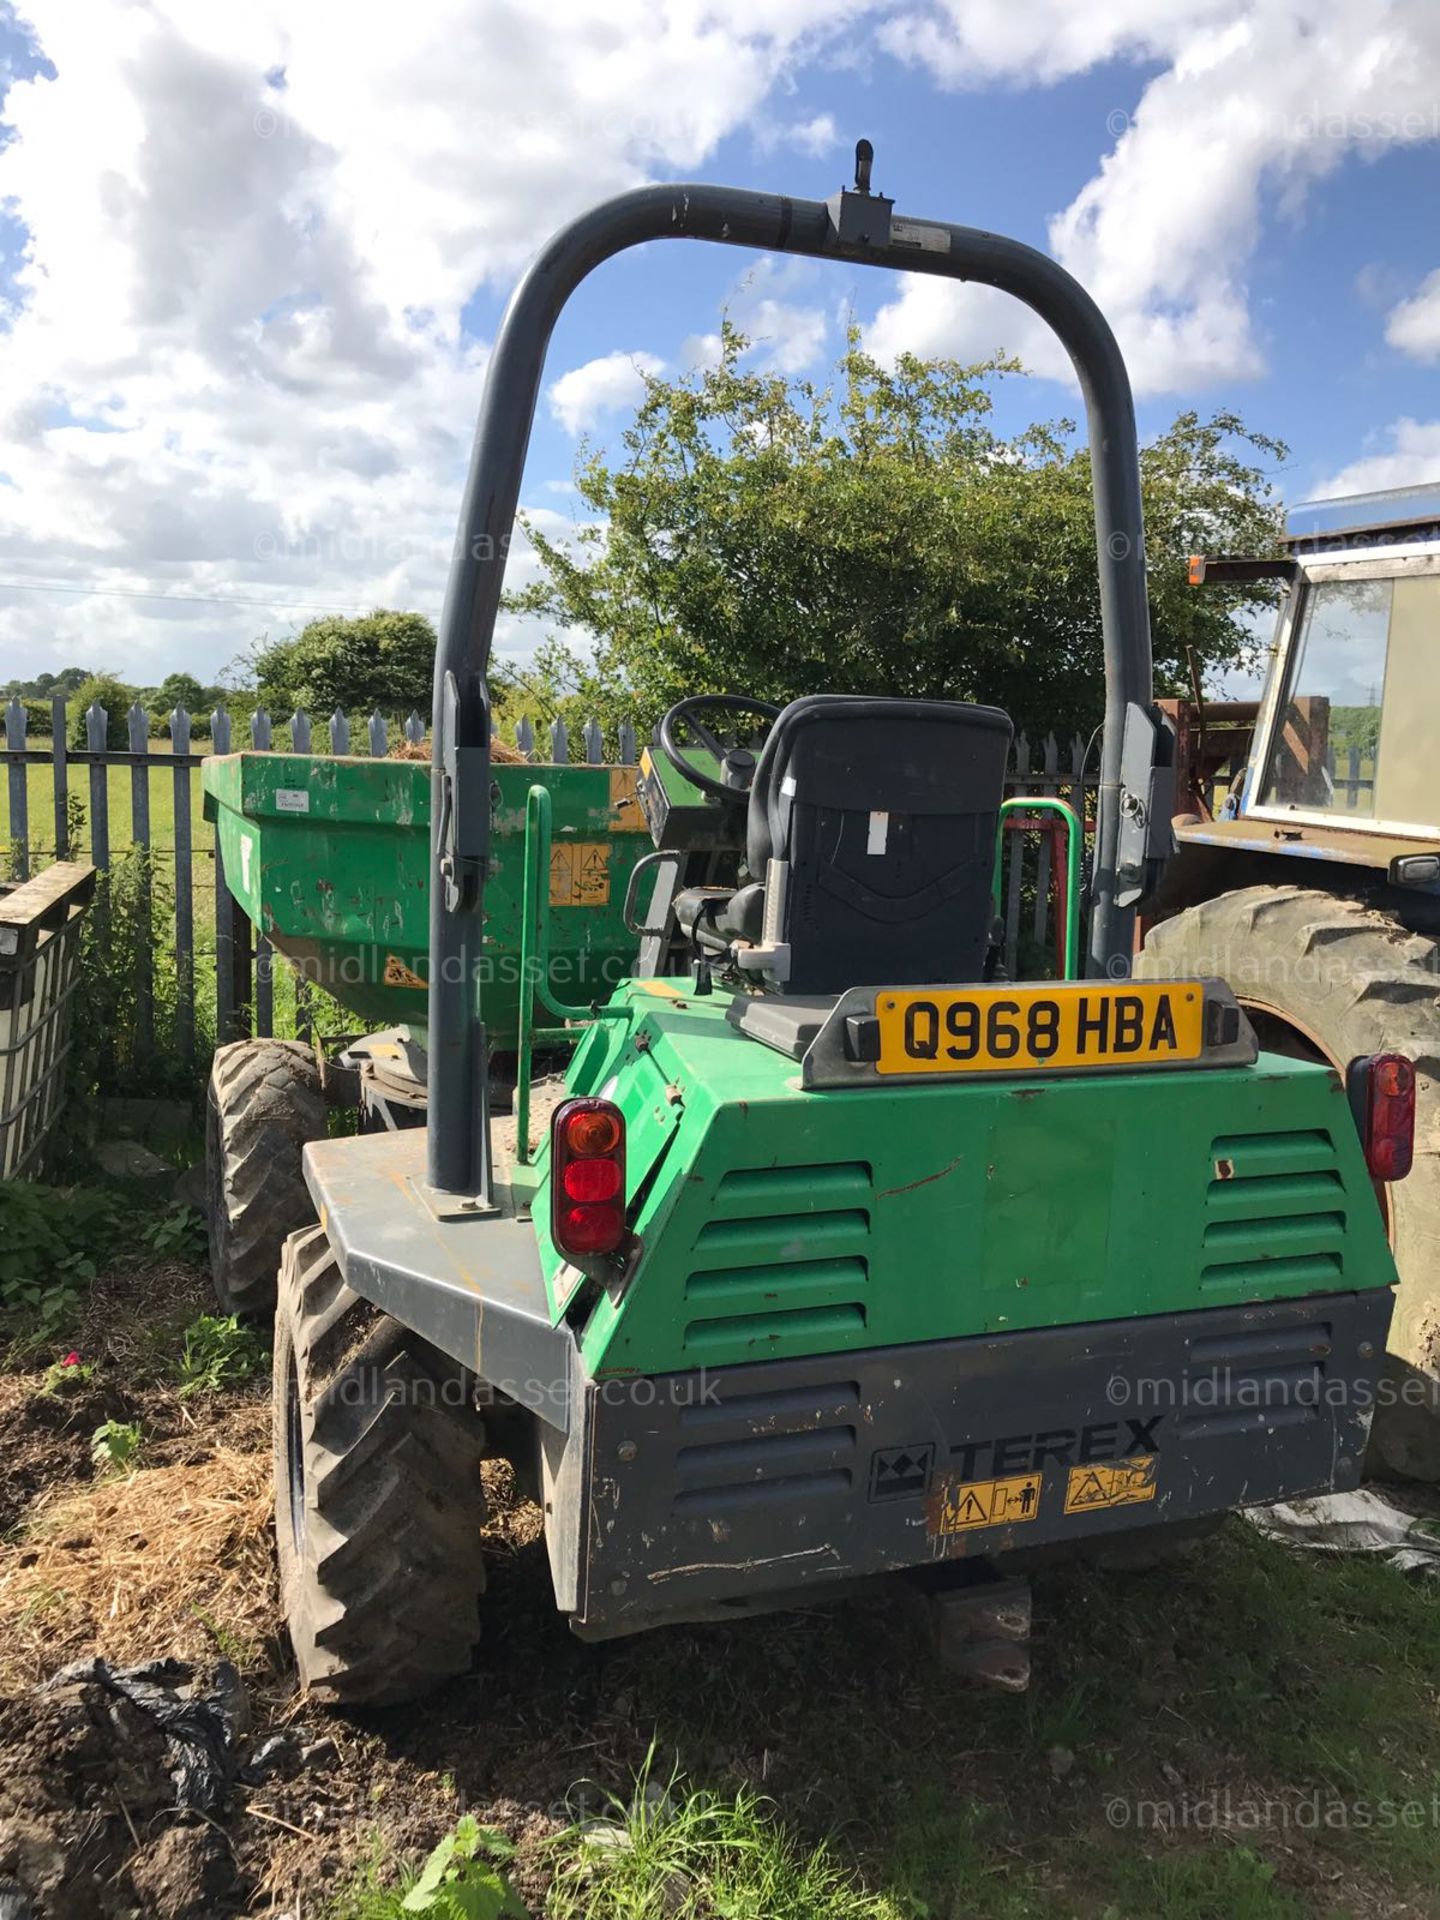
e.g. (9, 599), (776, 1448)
(0, 1665), (245, 1919)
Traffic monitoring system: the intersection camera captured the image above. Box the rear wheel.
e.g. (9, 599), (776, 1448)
(1139, 886), (1440, 1479)
(206, 1039), (326, 1317)
(273, 1224), (488, 1706)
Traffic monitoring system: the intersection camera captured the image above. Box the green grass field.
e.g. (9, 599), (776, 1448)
(2, 735), (210, 862)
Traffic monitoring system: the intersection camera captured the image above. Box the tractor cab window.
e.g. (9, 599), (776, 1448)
(1259, 572), (1440, 828)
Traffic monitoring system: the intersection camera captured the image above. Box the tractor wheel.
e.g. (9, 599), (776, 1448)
(273, 1224), (488, 1706)
(1139, 886), (1440, 1479)
(206, 1038), (326, 1318)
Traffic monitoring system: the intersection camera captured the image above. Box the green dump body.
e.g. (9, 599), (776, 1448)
(200, 753), (652, 1045)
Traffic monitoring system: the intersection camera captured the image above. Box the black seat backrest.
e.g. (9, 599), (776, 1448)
(747, 694), (1013, 994)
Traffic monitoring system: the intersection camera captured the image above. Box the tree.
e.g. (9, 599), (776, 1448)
(148, 672), (206, 722)
(67, 674), (138, 750)
(3, 665), (92, 700)
(506, 325), (1287, 739)
(253, 610), (436, 718)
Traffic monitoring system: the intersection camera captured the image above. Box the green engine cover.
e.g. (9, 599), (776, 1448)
(534, 983), (1396, 1379)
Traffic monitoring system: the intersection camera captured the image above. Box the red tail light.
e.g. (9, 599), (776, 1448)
(551, 1097), (627, 1260)
(1348, 1053), (1417, 1183)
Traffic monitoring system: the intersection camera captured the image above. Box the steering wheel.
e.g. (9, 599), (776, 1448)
(655, 694), (782, 804)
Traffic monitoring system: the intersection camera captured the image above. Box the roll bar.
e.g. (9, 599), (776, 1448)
(426, 156), (1163, 1197)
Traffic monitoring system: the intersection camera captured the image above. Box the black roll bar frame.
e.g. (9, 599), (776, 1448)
(426, 167), (1159, 1197)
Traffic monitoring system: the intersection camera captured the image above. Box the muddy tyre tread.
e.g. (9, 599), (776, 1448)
(1140, 885), (1440, 1477)
(273, 1224), (488, 1707)
(206, 1038), (326, 1317)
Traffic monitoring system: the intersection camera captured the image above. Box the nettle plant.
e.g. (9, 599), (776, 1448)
(0, 1182), (124, 1335)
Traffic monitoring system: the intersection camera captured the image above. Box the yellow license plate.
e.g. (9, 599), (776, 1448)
(875, 982), (1206, 1076)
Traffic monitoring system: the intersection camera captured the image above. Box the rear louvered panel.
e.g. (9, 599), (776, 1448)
(670, 1377), (860, 1515)
(711, 1161), (871, 1217)
(1174, 1317), (1333, 1439)
(1211, 1129), (1335, 1179)
(1202, 1129), (1350, 1296)
(682, 1162), (874, 1356)
(691, 1210), (870, 1264)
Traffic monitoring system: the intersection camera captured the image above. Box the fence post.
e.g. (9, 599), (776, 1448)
(212, 708), (242, 1044)
(127, 702), (154, 1062)
(404, 712), (425, 746)
(368, 711), (388, 757)
(4, 697), (28, 880)
(584, 717), (603, 764)
(171, 705), (195, 1069)
(550, 717), (569, 764)
(618, 719), (637, 766)
(1003, 734), (1028, 974)
(50, 694), (68, 861)
(516, 716), (536, 760)
(1032, 733), (1059, 958)
(86, 703), (111, 873)
(290, 710), (312, 753)
(251, 708), (272, 751)
(329, 710), (350, 755)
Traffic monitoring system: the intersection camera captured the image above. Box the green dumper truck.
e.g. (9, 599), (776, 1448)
(201, 151), (1407, 1706)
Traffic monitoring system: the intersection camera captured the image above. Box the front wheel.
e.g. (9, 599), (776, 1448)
(1139, 886), (1440, 1479)
(206, 1038), (327, 1317)
(273, 1225), (489, 1706)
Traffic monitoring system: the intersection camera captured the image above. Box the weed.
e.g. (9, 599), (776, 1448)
(547, 1748), (903, 1920)
(139, 1203), (207, 1264)
(38, 1350), (93, 1396)
(401, 1816), (525, 1918)
(188, 1603), (261, 1667)
(175, 1312), (267, 1397)
(323, 1822), (525, 1920)
(90, 1418), (142, 1475)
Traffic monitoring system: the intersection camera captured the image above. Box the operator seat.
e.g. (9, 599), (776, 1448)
(681, 694), (1013, 995)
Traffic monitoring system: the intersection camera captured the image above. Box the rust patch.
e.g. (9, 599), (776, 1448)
(1214, 1156), (1236, 1181)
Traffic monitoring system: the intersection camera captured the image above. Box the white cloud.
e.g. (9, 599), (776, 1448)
(0, 0), (859, 682)
(680, 332), (726, 373)
(1387, 270), (1440, 361)
(1311, 418), (1440, 498)
(5, 0), (1440, 688)
(726, 257), (830, 374)
(546, 351), (666, 435)
(871, 0), (1440, 395)
(756, 109), (841, 156)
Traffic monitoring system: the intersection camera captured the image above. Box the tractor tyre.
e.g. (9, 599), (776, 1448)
(273, 1224), (488, 1706)
(206, 1038), (326, 1318)
(1138, 885), (1440, 1479)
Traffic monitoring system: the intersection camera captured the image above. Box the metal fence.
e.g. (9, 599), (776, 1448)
(2, 693), (1096, 1070)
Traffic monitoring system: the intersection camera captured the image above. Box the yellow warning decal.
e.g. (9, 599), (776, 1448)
(549, 840), (611, 907)
(930, 1471), (1042, 1536)
(382, 955), (426, 989)
(608, 765), (645, 830)
(1063, 1457), (1158, 1514)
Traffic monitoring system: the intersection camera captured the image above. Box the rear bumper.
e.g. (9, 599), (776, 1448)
(564, 1287), (1391, 1633)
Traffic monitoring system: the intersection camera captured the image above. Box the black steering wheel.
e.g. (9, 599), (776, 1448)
(655, 693), (782, 804)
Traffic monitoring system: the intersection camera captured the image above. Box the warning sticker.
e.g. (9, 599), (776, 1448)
(608, 765), (644, 830)
(930, 1471), (1042, 1536)
(1063, 1458), (1159, 1514)
(549, 840), (610, 907)
(382, 954), (426, 989)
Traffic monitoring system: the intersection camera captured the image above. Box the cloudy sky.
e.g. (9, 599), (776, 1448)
(1, 0), (1439, 692)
